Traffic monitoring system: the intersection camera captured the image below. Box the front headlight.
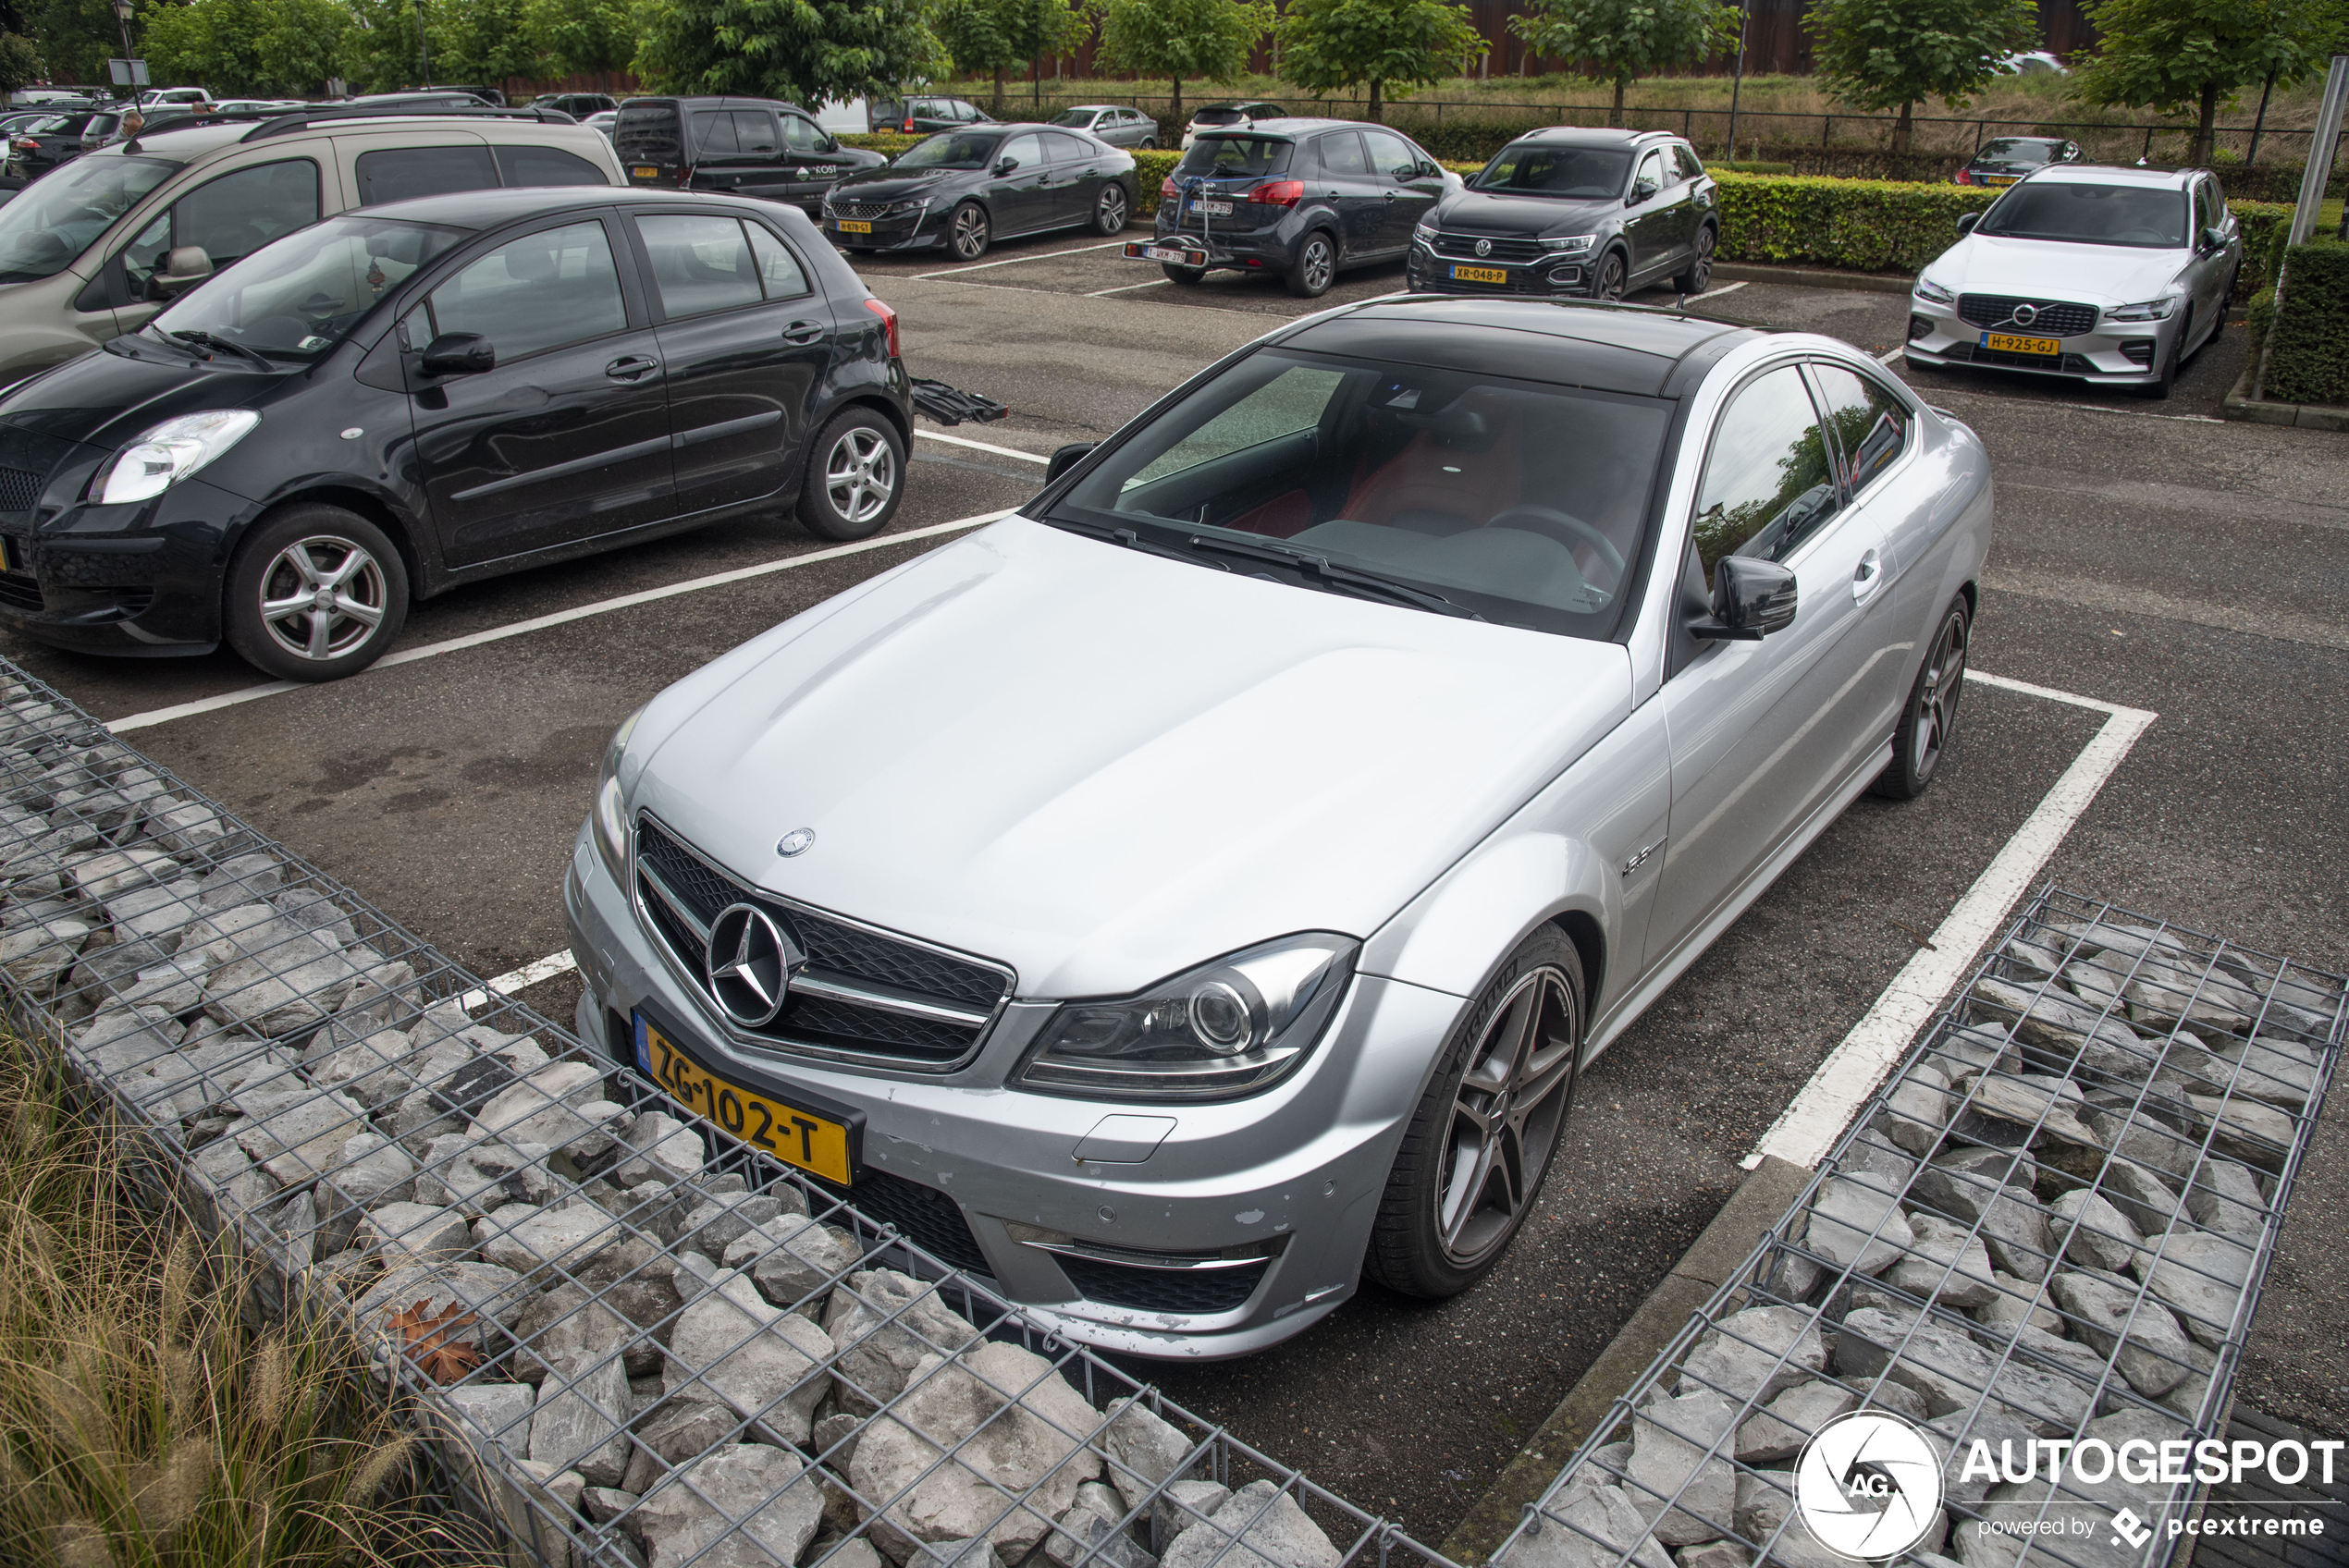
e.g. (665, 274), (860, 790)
(2107, 294), (2180, 322)
(88, 410), (258, 505)
(1913, 275), (1956, 305)
(1017, 933), (1357, 1101)
(593, 704), (645, 884)
(1414, 214), (1438, 238)
(1538, 235), (1595, 254)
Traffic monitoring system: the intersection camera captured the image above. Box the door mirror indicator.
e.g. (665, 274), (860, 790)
(420, 332), (497, 375)
(150, 246), (214, 298)
(1690, 557), (1799, 641)
(1046, 442), (1097, 482)
(1956, 213), (1980, 236)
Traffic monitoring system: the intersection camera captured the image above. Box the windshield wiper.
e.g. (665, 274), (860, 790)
(163, 328), (274, 369)
(1180, 533), (1482, 620)
(1047, 516), (1226, 569)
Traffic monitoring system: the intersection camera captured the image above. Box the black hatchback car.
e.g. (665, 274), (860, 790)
(1138, 118), (1449, 297)
(0, 186), (911, 681)
(614, 97), (886, 218)
(1953, 136), (2082, 188)
(1404, 128), (1716, 301)
(822, 124), (1139, 260)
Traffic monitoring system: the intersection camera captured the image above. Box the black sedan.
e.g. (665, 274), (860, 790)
(822, 124), (1138, 261)
(1404, 127), (1716, 300)
(0, 187), (912, 681)
(6, 110), (114, 178)
(1953, 136), (2081, 188)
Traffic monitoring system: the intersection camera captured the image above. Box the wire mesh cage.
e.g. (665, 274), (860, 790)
(1492, 888), (2347, 1568)
(0, 658), (1462, 1568)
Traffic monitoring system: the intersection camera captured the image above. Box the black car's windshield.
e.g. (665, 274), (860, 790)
(1473, 144), (1633, 198)
(150, 215), (462, 360)
(1174, 137), (1291, 178)
(1976, 138), (2056, 165)
(0, 154), (178, 283)
(1976, 182), (2187, 247)
(894, 131), (1001, 170)
(1050, 348), (1670, 637)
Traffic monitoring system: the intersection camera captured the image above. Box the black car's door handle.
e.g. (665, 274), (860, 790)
(781, 319), (825, 344)
(1383, 190), (1399, 201)
(605, 355), (659, 382)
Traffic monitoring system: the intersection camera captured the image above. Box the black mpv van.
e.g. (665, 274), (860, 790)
(614, 97), (886, 217)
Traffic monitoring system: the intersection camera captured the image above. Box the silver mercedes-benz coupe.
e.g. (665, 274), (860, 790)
(564, 296), (1993, 1357)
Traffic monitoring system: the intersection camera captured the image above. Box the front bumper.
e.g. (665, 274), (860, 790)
(1902, 294), (2170, 383)
(0, 472), (245, 655)
(562, 822), (1466, 1358)
(822, 206), (948, 253)
(1406, 239), (1593, 297)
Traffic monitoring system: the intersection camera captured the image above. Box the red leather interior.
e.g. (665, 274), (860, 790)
(1338, 390), (1524, 533)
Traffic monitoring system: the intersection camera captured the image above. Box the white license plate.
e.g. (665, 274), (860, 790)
(1191, 200), (1234, 216)
(1137, 244), (1199, 263)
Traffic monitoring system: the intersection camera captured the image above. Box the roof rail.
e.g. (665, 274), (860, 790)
(240, 103), (578, 142)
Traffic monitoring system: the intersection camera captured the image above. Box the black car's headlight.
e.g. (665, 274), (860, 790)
(592, 704), (645, 884)
(87, 410), (258, 505)
(1538, 235), (1595, 255)
(1016, 934), (1357, 1101)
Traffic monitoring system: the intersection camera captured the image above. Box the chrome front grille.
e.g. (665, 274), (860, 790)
(632, 815), (1013, 1070)
(1430, 231), (1551, 264)
(1958, 294), (2099, 337)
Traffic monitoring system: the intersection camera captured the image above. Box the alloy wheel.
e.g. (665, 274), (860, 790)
(257, 534), (388, 663)
(1097, 186), (1128, 233)
(1301, 238), (1334, 293)
(1685, 229), (1715, 292)
(1911, 607), (1969, 782)
(1597, 253), (1627, 300)
(824, 427), (898, 525)
(951, 205), (988, 260)
(1436, 965), (1580, 1268)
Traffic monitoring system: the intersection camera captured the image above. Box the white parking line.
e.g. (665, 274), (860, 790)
(1089, 278), (1173, 297)
(463, 949), (579, 1011)
(1742, 671), (2158, 1170)
(2053, 401), (2225, 425)
(914, 239), (1132, 279)
(105, 508), (1018, 734)
(916, 430), (1051, 464)
(1686, 280), (1748, 302)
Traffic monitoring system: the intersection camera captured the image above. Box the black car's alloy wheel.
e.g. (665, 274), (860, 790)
(1366, 926), (1584, 1299)
(798, 409), (904, 541)
(1594, 251), (1628, 300)
(949, 202), (990, 262)
(1675, 225), (1716, 294)
(1875, 594), (1970, 800)
(1094, 185), (1128, 235)
(224, 503), (411, 682)
(1286, 232), (1336, 298)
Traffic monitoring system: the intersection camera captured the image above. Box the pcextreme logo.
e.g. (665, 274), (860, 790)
(1795, 1411), (1947, 1560)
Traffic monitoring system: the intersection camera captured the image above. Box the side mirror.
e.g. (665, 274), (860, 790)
(1690, 557), (1798, 642)
(1632, 178), (1660, 202)
(1045, 441), (1097, 483)
(993, 157), (1019, 176)
(1956, 213), (1980, 236)
(149, 245), (214, 297)
(419, 332), (496, 375)
(2202, 225), (2229, 252)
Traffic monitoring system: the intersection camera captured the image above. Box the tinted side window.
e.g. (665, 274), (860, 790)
(781, 114), (825, 153)
(1042, 130), (1089, 163)
(1809, 364), (1910, 495)
(493, 144), (609, 188)
(427, 219), (627, 360)
(169, 159), (321, 268)
(1693, 365), (1839, 571)
(638, 214), (762, 317)
(1362, 129), (1419, 179)
(1674, 144), (1706, 181)
(356, 145), (498, 205)
(745, 223), (809, 298)
(685, 111), (740, 156)
(1635, 150), (1666, 195)
(998, 132), (1044, 169)
(732, 112), (780, 156)
(1317, 131), (1369, 176)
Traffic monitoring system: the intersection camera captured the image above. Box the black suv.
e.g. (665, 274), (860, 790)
(615, 96), (887, 217)
(0, 186), (912, 680)
(1406, 129), (1716, 301)
(1954, 136), (2081, 188)
(1143, 117), (1448, 298)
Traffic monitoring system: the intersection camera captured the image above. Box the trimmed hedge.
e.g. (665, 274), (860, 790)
(2258, 241), (2349, 408)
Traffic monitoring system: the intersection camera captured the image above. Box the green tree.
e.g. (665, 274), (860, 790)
(0, 31), (41, 92)
(436, 0), (534, 84)
(256, 0), (353, 92)
(523, 0), (635, 77)
(937, 0), (1086, 112)
(2069, 0), (2330, 166)
(342, 0), (432, 89)
(1276, 0), (1480, 121)
(1092, 0), (1268, 120)
(26, 0), (127, 85)
(1511, 0), (1740, 128)
(1803, 0), (2040, 154)
(633, 0), (946, 111)
(142, 0), (349, 94)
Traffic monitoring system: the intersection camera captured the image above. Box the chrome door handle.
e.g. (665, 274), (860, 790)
(605, 355), (658, 382)
(1852, 547), (1883, 602)
(781, 319), (825, 344)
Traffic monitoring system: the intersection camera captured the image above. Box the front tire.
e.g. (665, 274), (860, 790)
(1874, 594), (1970, 800)
(1593, 250), (1628, 300)
(1365, 927), (1584, 1300)
(797, 410), (904, 541)
(1674, 225), (1716, 294)
(1285, 231), (1336, 298)
(1093, 184), (1129, 235)
(223, 504), (409, 682)
(948, 202), (990, 262)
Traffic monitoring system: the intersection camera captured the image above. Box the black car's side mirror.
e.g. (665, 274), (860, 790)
(1046, 441), (1097, 483)
(994, 157), (1019, 176)
(1690, 557), (1799, 641)
(149, 245), (213, 298)
(1956, 212), (1981, 236)
(420, 332), (496, 375)
(1632, 178), (1660, 203)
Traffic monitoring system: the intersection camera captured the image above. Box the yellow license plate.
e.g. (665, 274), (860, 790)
(632, 165), (658, 178)
(1983, 331), (2060, 355)
(1984, 175), (2019, 186)
(835, 220), (872, 234)
(634, 1012), (857, 1184)
(1450, 263), (1508, 285)
(0, 537), (16, 571)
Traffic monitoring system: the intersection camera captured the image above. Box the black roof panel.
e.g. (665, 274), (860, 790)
(1279, 297), (1755, 398)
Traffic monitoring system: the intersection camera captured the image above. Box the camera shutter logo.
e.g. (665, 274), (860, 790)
(1793, 1410), (1945, 1560)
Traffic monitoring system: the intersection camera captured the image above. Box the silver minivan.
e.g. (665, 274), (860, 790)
(0, 107), (622, 386)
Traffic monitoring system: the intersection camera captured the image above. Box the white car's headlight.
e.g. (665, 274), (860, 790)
(88, 410), (258, 505)
(1539, 235), (1596, 254)
(1913, 275), (1956, 305)
(1017, 933), (1357, 1101)
(593, 704), (645, 883)
(2107, 294), (2181, 322)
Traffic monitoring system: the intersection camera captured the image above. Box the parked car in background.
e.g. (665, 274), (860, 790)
(1998, 50), (2067, 75)
(1049, 104), (1159, 149)
(213, 99), (310, 116)
(535, 92), (617, 119)
(1905, 164), (2241, 398)
(8, 110), (111, 178)
(0, 186), (909, 679)
(870, 95), (993, 134)
(584, 110), (619, 140)
(1180, 101), (1286, 150)
(352, 91), (502, 113)
(0, 110), (60, 139)
(437, 85), (508, 106)
(615, 97), (886, 217)
(0, 104), (621, 387)
(1402, 128), (1716, 300)
(10, 88), (99, 107)
(138, 87), (215, 109)
(1140, 118), (1450, 298)
(824, 123), (1138, 260)
(1953, 136), (2080, 187)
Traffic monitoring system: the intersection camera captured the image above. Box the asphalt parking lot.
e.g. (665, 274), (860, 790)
(6, 225), (2343, 1541)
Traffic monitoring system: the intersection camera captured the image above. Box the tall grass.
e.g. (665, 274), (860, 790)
(0, 1042), (475, 1568)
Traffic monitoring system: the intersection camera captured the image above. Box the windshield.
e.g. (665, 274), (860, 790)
(150, 214), (461, 361)
(1976, 182), (2186, 247)
(0, 154), (178, 283)
(894, 131), (1002, 170)
(1050, 348), (1670, 637)
(1976, 139), (2055, 165)
(1473, 144), (1632, 198)
(1174, 137), (1291, 178)
(1194, 107), (1247, 125)
(1050, 109), (1098, 127)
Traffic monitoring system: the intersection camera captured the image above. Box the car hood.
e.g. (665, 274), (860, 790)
(1925, 234), (2186, 305)
(1430, 189), (1617, 238)
(832, 167), (972, 199)
(629, 516), (1634, 998)
(0, 337), (287, 451)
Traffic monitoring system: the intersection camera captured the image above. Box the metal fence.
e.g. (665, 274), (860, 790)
(1490, 888), (2346, 1568)
(0, 655), (1460, 1568)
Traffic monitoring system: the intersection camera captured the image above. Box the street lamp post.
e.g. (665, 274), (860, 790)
(416, 0), (432, 86)
(111, 0), (135, 69)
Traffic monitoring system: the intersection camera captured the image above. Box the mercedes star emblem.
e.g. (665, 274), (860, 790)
(1474, 238), (1493, 257)
(2012, 302), (2038, 326)
(705, 903), (802, 1026)
(776, 827), (816, 857)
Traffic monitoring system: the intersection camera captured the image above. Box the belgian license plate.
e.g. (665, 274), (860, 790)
(835, 219), (872, 234)
(1983, 331), (2060, 355)
(1450, 263), (1509, 285)
(631, 165), (658, 179)
(1191, 199), (1234, 216)
(633, 1011), (860, 1184)
(1130, 241), (1203, 263)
